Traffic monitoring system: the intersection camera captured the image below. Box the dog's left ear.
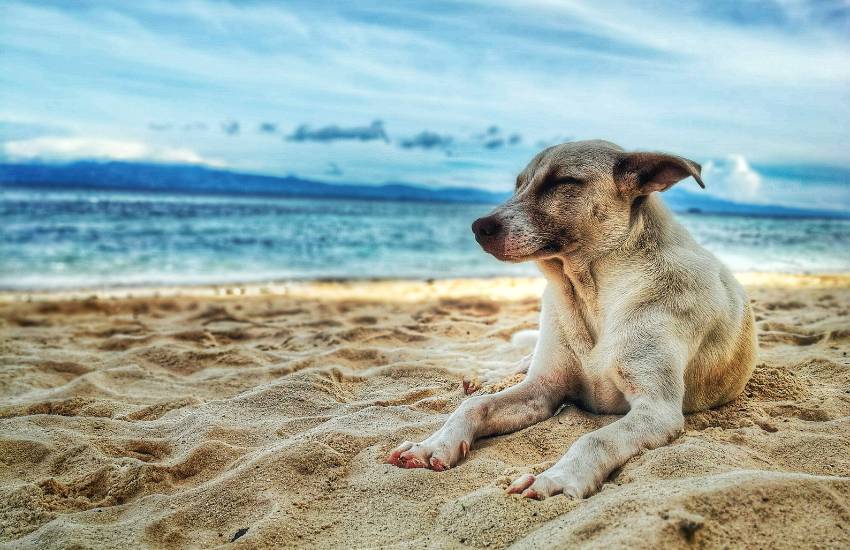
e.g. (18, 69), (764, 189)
(614, 152), (704, 196)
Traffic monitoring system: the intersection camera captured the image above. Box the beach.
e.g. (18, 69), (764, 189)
(1, 274), (849, 549)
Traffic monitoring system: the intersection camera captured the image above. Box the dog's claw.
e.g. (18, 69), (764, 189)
(387, 437), (470, 471)
(507, 471), (583, 500)
(399, 452), (427, 468)
(386, 441), (415, 466)
(506, 473), (536, 495)
(429, 457), (447, 471)
(462, 377), (479, 395)
(521, 488), (543, 500)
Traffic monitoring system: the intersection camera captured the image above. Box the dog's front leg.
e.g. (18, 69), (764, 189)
(389, 295), (569, 471)
(508, 343), (686, 499)
(388, 368), (567, 471)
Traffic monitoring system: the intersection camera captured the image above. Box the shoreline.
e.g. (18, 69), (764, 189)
(2, 272), (850, 303)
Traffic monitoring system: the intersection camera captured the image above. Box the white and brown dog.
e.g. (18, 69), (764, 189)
(388, 140), (756, 499)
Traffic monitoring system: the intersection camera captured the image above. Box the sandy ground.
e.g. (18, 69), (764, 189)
(0, 275), (849, 549)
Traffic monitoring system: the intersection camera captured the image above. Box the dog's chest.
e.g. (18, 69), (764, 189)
(549, 274), (600, 355)
(549, 286), (630, 414)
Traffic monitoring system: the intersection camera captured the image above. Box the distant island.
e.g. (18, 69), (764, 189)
(0, 161), (509, 205)
(0, 161), (845, 218)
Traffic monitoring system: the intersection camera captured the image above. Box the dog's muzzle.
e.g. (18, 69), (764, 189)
(471, 215), (507, 258)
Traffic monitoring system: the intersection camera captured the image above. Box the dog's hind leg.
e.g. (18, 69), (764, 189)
(462, 353), (532, 394)
(462, 330), (538, 394)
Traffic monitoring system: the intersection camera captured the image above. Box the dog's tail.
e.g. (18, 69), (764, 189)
(511, 329), (539, 349)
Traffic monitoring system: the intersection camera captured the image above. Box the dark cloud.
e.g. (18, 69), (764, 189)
(287, 120), (388, 143)
(325, 162), (343, 176)
(258, 122), (278, 134)
(400, 131), (453, 150)
(472, 126), (521, 149)
(473, 125), (501, 140)
(221, 120), (240, 135)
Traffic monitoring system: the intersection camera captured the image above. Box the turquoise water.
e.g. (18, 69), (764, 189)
(1, 189), (849, 290)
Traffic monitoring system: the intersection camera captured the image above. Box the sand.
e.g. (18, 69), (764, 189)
(0, 274), (848, 549)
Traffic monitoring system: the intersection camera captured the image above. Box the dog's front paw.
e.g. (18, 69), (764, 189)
(505, 471), (585, 500)
(386, 437), (470, 471)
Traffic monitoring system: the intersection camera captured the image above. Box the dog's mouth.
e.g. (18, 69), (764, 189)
(479, 239), (563, 263)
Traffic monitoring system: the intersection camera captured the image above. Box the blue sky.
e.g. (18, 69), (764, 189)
(1, 0), (849, 211)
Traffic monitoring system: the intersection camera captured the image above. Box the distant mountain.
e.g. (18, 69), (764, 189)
(661, 186), (846, 218)
(0, 161), (510, 204)
(0, 161), (844, 218)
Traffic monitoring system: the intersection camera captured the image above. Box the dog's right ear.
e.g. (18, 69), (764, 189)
(614, 152), (704, 197)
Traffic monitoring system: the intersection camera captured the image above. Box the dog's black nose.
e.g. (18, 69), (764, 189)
(471, 216), (502, 239)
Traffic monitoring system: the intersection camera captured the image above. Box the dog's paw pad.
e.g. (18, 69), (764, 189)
(429, 457), (447, 471)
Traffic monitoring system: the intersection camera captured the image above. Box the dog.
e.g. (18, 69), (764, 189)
(387, 140), (756, 499)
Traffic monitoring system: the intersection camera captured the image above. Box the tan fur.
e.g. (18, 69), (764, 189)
(388, 140), (757, 500)
(685, 301), (757, 412)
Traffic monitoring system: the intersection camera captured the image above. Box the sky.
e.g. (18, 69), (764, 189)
(1, 0), (849, 212)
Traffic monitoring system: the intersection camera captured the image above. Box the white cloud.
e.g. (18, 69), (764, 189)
(702, 155), (762, 203)
(2, 137), (223, 166)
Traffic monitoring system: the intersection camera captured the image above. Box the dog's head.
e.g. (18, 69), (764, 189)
(471, 140), (703, 262)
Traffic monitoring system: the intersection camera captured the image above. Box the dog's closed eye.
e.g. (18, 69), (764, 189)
(540, 175), (584, 193)
(553, 176), (584, 186)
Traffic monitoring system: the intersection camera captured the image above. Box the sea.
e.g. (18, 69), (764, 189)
(1, 188), (849, 290)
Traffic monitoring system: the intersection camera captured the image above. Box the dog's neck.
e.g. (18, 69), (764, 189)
(537, 255), (601, 349)
(535, 193), (677, 349)
(620, 193), (677, 256)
